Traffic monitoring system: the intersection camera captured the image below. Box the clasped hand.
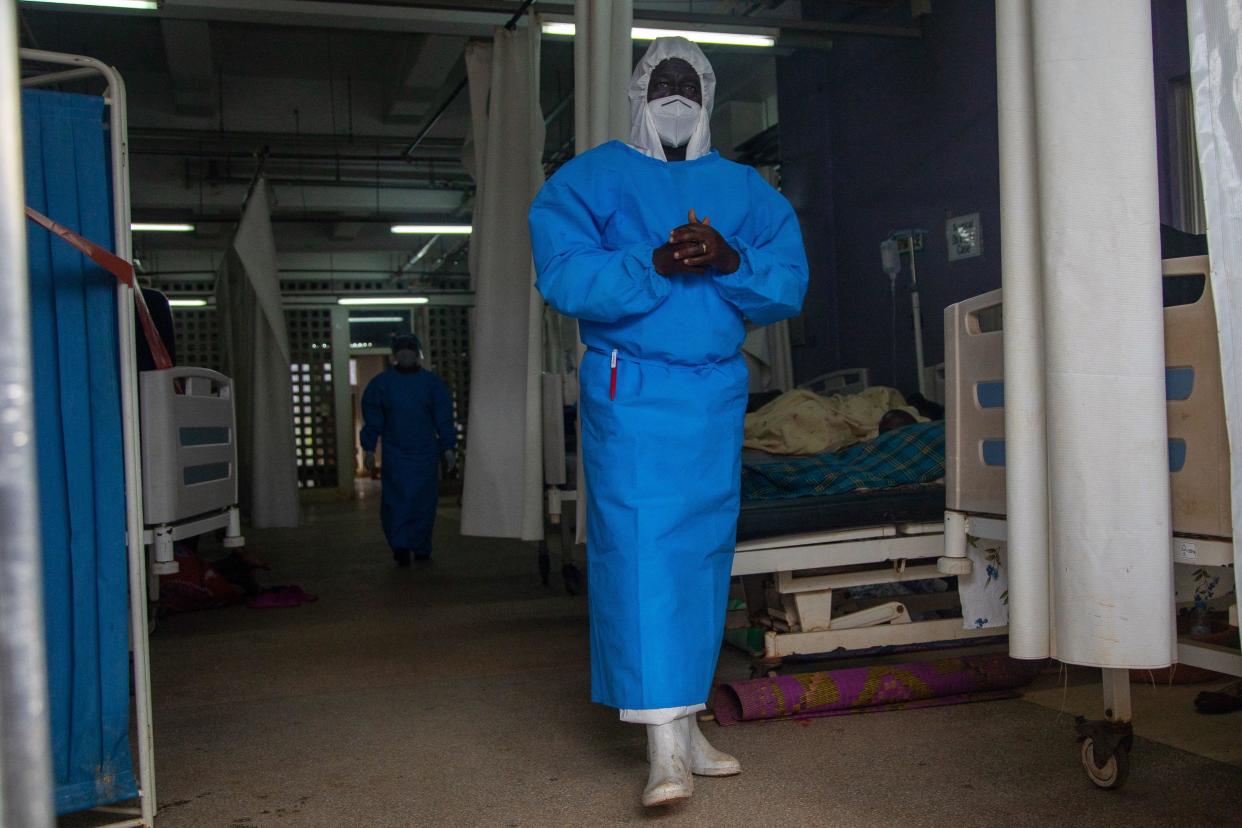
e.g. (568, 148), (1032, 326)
(653, 209), (740, 277)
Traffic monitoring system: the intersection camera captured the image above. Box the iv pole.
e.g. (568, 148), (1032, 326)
(906, 234), (928, 398)
(883, 231), (928, 398)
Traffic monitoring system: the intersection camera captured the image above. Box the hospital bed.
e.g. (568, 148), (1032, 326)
(732, 369), (1005, 670)
(943, 254), (1241, 787)
(140, 366), (246, 586)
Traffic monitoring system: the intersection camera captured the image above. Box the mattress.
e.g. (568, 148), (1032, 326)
(742, 421), (945, 501)
(736, 483), (945, 543)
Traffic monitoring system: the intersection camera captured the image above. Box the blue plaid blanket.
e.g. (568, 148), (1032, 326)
(742, 421), (945, 501)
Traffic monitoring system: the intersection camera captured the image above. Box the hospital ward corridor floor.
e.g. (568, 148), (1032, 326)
(87, 497), (1242, 827)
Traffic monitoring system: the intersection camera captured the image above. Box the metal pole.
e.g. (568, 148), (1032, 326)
(107, 59), (159, 828)
(0, 2), (56, 825)
(20, 66), (99, 88)
(907, 244), (927, 398)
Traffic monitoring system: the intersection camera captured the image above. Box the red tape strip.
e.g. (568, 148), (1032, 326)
(26, 205), (174, 370)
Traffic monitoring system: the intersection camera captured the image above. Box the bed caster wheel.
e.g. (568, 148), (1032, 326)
(751, 659), (783, 679)
(538, 543), (551, 586)
(1080, 738), (1130, 790)
(562, 563), (583, 596)
(937, 556), (972, 576)
(1076, 716), (1132, 791)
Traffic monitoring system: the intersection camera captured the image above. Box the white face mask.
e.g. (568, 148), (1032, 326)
(648, 94), (701, 149)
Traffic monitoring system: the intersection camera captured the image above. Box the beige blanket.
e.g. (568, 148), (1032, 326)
(743, 386), (921, 456)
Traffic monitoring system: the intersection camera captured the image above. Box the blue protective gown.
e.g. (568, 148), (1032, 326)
(529, 141), (808, 711)
(359, 367), (456, 556)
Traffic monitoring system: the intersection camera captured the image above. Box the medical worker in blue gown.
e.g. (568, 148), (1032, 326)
(360, 334), (457, 567)
(529, 38), (807, 807)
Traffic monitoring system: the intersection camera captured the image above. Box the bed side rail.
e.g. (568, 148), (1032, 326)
(139, 367), (238, 526)
(1164, 256), (1232, 538)
(946, 256), (1232, 538)
(945, 289), (1005, 515)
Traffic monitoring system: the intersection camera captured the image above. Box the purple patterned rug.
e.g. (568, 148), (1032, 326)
(713, 653), (1045, 726)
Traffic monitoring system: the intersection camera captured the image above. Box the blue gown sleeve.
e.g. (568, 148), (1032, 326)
(712, 170), (809, 326)
(431, 375), (457, 452)
(359, 374), (385, 453)
(529, 174), (672, 323)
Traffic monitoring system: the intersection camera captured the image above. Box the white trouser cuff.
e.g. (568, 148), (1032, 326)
(619, 704), (706, 726)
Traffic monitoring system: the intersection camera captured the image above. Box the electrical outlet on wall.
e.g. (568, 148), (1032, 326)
(946, 212), (982, 261)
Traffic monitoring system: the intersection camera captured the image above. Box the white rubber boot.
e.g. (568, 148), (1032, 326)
(688, 716), (741, 777)
(642, 718), (693, 807)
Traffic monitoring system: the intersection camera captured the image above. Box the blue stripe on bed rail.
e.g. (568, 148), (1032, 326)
(979, 438), (1187, 472)
(981, 439), (1006, 466)
(1166, 367), (1195, 401)
(976, 381), (1004, 409)
(975, 369), (1194, 411)
(1169, 439), (1187, 473)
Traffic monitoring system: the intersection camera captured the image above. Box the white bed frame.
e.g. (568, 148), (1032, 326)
(732, 369), (1003, 668)
(734, 521), (998, 665)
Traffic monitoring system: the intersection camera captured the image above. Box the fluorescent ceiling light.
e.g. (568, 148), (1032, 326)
(21, 0), (159, 9)
(132, 222), (195, 232)
(168, 299), (208, 308)
(349, 316), (404, 324)
(542, 21), (775, 48)
(390, 224), (472, 235)
(338, 297), (430, 306)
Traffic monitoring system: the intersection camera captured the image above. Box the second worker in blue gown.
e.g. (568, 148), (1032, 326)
(360, 334), (457, 567)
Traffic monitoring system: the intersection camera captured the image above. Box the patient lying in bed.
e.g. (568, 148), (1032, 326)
(878, 409), (917, 434)
(743, 386), (924, 455)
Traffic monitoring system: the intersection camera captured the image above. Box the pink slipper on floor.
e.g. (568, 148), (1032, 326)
(247, 590), (302, 609)
(283, 585), (318, 604)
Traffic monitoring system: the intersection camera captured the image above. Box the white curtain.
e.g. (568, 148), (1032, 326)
(215, 180), (300, 528)
(460, 23), (546, 541)
(575, 0), (633, 150)
(1189, 0), (1242, 604)
(742, 323), (794, 393)
(999, 0), (1175, 669)
(1171, 79), (1208, 235)
(995, 0), (1051, 661)
(566, 0), (633, 543)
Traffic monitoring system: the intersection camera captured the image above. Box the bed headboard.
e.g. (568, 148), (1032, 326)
(798, 367), (870, 398)
(945, 256), (1232, 539)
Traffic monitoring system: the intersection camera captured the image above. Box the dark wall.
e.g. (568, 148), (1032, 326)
(1152, 0), (1191, 227)
(777, 49), (840, 377)
(779, 0), (1191, 393)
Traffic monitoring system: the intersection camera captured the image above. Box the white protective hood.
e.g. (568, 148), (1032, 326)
(628, 37), (716, 161)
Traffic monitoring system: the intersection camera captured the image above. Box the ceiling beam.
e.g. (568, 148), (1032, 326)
(157, 0), (515, 37)
(129, 127), (461, 156)
(384, 34), (468, 123)
(160, 19), (217, 117)
(46, 0), (918, 42)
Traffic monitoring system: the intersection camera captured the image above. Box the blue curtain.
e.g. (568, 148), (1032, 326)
(22, 89), (137, 814)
